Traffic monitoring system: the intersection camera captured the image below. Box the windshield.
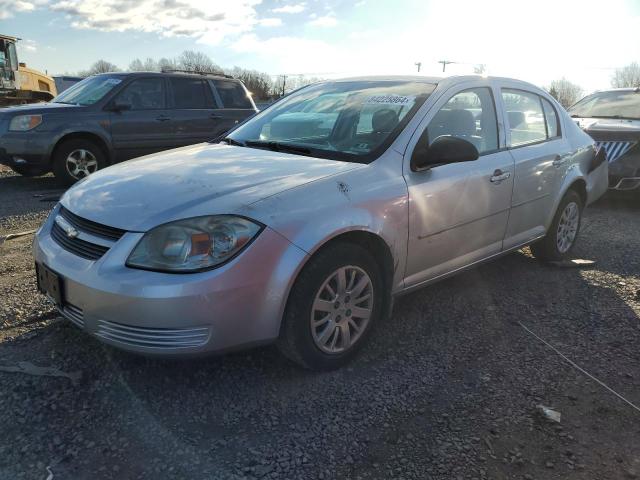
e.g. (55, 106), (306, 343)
(568, 90), (640, 119)
(52, 75), (123, 106)
(226, 80), (436, 162)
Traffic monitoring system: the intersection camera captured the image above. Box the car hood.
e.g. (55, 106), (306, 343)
(0, 102), (84, 116)
(61, 143), (363, 232)
(574, 117), (640, 133)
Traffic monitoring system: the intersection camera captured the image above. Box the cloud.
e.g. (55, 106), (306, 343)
(0, 0), (43, 18)
(258, 17), (283, 27)
(20, 39), (38, 52)
(307, 14), (337, 27)
(272, 3), (305, 14)
(46, 0), (261, 44)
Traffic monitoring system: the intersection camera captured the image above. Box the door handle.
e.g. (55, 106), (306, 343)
(156, 115), (171, 122)
(553, 154), (568, 167)
(490, 169), (511, 183)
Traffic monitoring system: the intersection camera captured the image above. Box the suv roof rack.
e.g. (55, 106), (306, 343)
(160, 68), (234, 79)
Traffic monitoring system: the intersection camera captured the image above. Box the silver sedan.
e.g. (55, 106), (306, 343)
(33, 75), (609, 369)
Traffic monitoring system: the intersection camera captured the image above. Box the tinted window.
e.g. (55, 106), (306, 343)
(213, 80), (253, 109)
(116, 78), (165, 110)
(502, 89), (547, 146)
(170, 78), (215, 109)
(542, 98), (559, 138)
(426, 87), (498, 154)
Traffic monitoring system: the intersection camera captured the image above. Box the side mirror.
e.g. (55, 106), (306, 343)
(412, 135), (479, 171)
(111, 100), (132, 112)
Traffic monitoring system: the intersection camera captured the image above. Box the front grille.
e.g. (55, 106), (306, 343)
(59, 206), (126, 241)
(595, 141), (638, 163)
(59, 303), (84, 329)
(51, 221), (109, 260)
(95, 319), (210, 349)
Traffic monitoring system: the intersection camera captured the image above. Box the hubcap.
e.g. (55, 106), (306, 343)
(310, 265), (374, 354)
(556, 201), (579, 253)
(65, 149), (98, 179)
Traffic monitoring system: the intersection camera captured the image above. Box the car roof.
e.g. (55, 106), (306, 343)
(589, 87), (640, 94)
(91, 71), (238, 81)
(331, 75), (547, 92)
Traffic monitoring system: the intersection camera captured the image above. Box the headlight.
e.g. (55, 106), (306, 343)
(9, 115), (43, 131)
(126, 215), (263, 273)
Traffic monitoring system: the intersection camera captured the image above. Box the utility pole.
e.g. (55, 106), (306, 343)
(414, 62), (422, 73)
(281, 74), (287, 97)
(438, 60), (455, 72)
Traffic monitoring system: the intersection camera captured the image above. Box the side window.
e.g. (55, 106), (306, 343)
(213, 80), (253, 109)
(169, 78), (215, 109)
(542, 97), (560, 138)
(116, 78), (165, 110)
(502, 89), (547, 146)
(426, 87), (498, 154)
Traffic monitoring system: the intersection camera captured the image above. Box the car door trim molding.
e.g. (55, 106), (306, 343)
(416, 207), (511, 240)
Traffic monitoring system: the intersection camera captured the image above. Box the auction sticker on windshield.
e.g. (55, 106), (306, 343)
(365, 95), (415, 105)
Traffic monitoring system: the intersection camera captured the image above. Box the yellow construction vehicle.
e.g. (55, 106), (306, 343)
(0, 34), (57, 107)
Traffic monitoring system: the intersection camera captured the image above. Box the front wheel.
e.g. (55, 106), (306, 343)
(277, 242), (385, 370)
(530, 189), (583, 262)
(52, 139), (106, 186)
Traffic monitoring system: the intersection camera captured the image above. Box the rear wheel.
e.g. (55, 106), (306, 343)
(52, 139), (106, 186)
(531, 189), (583, 262)
(277, 242), (384, 370)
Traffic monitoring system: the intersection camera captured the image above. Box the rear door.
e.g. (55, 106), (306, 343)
(109, 77), (174, 161)
(210, 79), (257, 135)
(499, 87), (572, 249)
(167, 76), (222, 146)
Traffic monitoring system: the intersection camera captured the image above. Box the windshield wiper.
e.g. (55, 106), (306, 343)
(572, 114), (639, 120)
(245, 140), (312, 155)
(220, 137), (246, 147)
(53, 101), (78, 105)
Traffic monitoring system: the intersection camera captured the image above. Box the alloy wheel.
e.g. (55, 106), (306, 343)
(556, 201), (579, 253)
(310, 265), (374, 354)
(65, 149), (98, 179)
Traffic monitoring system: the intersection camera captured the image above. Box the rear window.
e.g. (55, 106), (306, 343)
(169, 78), (216, 109)
(568, 90), (640, 120)
(213, 79), (253, 109)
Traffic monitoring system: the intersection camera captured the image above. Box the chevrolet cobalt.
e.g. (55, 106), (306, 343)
(34, 76), (608, 369)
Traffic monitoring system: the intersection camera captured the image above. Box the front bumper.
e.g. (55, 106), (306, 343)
(0, 131), (52, 169)
(33, 209), (308, 356)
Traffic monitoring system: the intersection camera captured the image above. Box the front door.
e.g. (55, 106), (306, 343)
(404, 85), (515, 287)
(109, 77), (174, 161)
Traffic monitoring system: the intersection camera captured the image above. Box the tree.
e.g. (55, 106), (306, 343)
(547, 78), (583, 108)
(158, 57), (179, 72)
(611, 62), (640, 88)
(82, 60), (120, 76)
(177, 50), (223, 74)
(229, 67), (273, 99)
(129, 57), (159, 72)
(473, 64), (486, 75)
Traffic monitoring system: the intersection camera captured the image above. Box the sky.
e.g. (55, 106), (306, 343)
(1, 0), (640, 94)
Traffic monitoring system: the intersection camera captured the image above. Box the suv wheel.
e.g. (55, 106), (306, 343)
(278, 242), (384, 370)
(531, 189), (583, 262)
(52, 139), (105, 186)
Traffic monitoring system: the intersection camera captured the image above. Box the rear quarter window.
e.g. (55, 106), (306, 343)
(213, 80), (253, 109)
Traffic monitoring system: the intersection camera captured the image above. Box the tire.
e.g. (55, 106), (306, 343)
(9, 165), (46, 177)
(52, 139), (106, 186)
(530, 189), (583, 262)
(277, 242), (385, 370)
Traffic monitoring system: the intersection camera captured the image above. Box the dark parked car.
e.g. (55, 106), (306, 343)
(568, 88), (640, 190)
(0, 71), (257, 184)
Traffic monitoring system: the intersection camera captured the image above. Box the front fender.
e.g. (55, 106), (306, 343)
(240, 159), (409, 293)
(46, 125), (114, 163)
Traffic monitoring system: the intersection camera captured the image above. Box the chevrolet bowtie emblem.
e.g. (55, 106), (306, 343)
(54, 215), (79, 239)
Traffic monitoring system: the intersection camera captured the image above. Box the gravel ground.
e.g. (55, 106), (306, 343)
(0, 168), (639, 480)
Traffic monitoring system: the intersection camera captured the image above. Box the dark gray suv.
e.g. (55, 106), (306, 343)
(0, 71), (257, 185)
